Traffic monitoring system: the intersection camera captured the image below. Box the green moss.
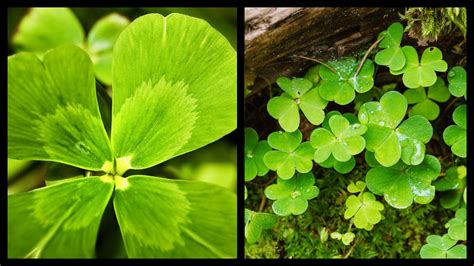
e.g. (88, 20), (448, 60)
(400, 8), (467, 45)
(245, 164), (452, 258)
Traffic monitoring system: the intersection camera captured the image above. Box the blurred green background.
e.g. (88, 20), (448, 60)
(7, 7), (237, 196)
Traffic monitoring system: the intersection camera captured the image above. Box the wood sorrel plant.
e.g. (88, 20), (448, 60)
(245, 21), (466, 259)
(8, 13), (236, 258)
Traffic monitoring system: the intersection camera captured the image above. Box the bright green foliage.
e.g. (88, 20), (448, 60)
(443, 104), (466, 158)
(403, 78), (450, 120)
(267, 77), (327, 132)
(8, 46), (113, 170)
(86, 13), (130, 84)
(344, 192), (384, 231)
(263, 130), (314, 179)
(445, 208), (466, 241)
(112, 14), (236, 169)
(244, 209), (278, 244)
(304, 65), (321, 85)
(8, 13), (236, 258)
(12, 8), (130, 85)
(375, 22), (406, 71)
(319, 57), (375, 105)
(12, 8), (84, 58)
(420, 234), (466, 258)
(8, 176), (114, 258)
(435, 166), (466, 210)
(8, 159), (31, 180)
(245, 128), (271, 181)
(264, 173), (319, 216)
(447, 66), (466, 98)
(359, 91), (433, 166)
(113, 175), (236, 258)
(330, 232), (355, 246)
(365, 152), (441, 209)
(393, 46), (448, 89)
(347, 181), (366, 193)
(310, 115), (367, 163)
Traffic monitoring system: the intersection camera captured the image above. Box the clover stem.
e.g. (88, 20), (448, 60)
(354, 36), (384, 77)
(258, 192), (267, 212)
(444, 97), (459, 113)
(295, 55), (338, 74)
(343, 237), (359, 259)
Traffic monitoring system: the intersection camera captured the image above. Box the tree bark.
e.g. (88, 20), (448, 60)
(245, 7), (405, 91)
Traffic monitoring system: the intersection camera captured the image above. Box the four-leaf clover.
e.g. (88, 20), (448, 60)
(264, 173), (319, 216)
(263, 130), (314, 179)
(267, 77), (328, 132)
(443, 104), (466, 158)
(310, 114), (367, 163)
(8, 13), (237, 258)
(359, 91), (433, 166)
(365, 152), (441, 209)
(319, 57), (375, 105)
(245, 128), (271, 181)
(403, 77), (451, 120)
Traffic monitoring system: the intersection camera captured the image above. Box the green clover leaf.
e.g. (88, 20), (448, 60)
(319, 57), (375, 105)
(244, 209), (278, 244)
(347, 181), (366, 194)
(394, 46), (448, 89)
(447, 66), (466, 98)
(374, 22), (406, 71)
(434, 166), (466, 191)
(344, 192), (384, 231)
(365, 152), (440, 209)
(263, 130), (314, 179)
(267, 77), (328, 132)
(12, 8), (130, 85)
(445, 208), (466, 241)
(310, 115), (366, 163)
(341, 232), (356, 246)
(264, 172), (319, 216)
(9, 13), (237, 258)
(359, 91), (433, 166)
(420, 234), (466, 258)
(403, 78), (451, 120)
(304, 65), (321, 85)
(245, 128), (271, 181)
(443, 104), (466, 158)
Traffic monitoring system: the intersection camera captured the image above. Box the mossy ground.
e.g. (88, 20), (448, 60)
(245, 165), (453, 258)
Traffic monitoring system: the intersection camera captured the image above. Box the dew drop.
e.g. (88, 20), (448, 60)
(378, 121), (385, 126)
(448, 71), (455, 78)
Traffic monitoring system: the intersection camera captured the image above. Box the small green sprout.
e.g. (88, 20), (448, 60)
(310, 114), (367, 163)
(365, 152), (441, 209)
(264, 173), (319, 216)
(13, 8), (130, 85)
(436, 166), (466, 210)
(447, 66), (466, 98)
(403, 77), (451, 120)
(359, 91), (433, 166)
(267, 77), (328, 132)
(420, 234), (466, 258)
(391, 46), (448, 89)
(330, 232), (355, 246)
(319, 57), (375, 105)
(344, 192), (384, 231)
(245, 128), (271, 181)
(443, 104), (466, 158)
(263, 130), (314, 179)
(244, 209), (278, 244)
(374, 22), (406, 71)
(304, 65), (321, 85)
(347, 181), (367, 193)
(445, 208), (466, 241)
